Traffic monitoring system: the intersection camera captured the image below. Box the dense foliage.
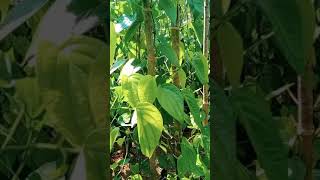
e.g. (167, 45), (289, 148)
(110, 0), (210, 179)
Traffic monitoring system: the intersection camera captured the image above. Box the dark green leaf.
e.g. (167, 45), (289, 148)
(230, 87), (287, 180)
(212, 83), (237, 180)
(216, 22), (243, 87)
(253, 0), (315, 73)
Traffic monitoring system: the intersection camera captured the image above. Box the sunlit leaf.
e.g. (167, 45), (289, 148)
(157, 84), (185, 123)
(136, 102), (163, 158)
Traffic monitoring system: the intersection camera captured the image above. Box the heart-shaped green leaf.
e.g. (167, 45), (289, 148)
(157, 84), (185, 123)
(136, 102), (163, 158)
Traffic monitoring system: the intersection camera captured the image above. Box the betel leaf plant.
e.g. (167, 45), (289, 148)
(0, 0), (108, 179)
(110, 0), (210, 179)
(211, 0), (318, 180)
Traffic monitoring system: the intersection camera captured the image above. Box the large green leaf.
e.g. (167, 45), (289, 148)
(121, 74), (156, 107)
(216, 22), (243, 87)
(212, 83), (237, 180)
(0, 0), (49, 41)
(253, 0), (315, 73)
(158, 0), (177, 25)
(121, 73), (143, 107)
(37, 36), (107, 180)
(190, 53), (209, 85)
(230, 88), (287, 180)
(157, 84), (185, 123)
(137, 75), (157, 104)
(136, 102), (163, 158)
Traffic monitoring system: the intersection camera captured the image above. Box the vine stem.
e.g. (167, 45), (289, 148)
(298, 49), (315, 180)
(142, 0), (160, 178)
(202, 0), (210, 126)
(143, 0), (156, 76)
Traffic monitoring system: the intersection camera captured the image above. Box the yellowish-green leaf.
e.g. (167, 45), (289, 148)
(137, 75), (157, 103)
(136, 102), (163, 158)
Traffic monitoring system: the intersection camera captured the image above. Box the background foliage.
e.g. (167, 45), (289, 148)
(0, 0), (107, 179)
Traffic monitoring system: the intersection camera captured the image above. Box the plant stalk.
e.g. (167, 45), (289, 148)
(202, 0), (210, 126)
(298, 50), (315, 180)
(143, 0), (159, 178)
(143, 0), (156, 76)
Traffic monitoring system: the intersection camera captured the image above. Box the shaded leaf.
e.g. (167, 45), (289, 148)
(216, 22), (243, 87)
(231, 87), (287, 180)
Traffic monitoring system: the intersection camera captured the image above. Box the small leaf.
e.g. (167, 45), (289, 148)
(182, 88), (202, 127)
(159, 42), (179, 66)
(190, 52), (209, 85)
(110, 127), (120, 151)
(216, 22), (243, 87)
(177, 69), (186, 88)
(136, 102), (163, 158)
